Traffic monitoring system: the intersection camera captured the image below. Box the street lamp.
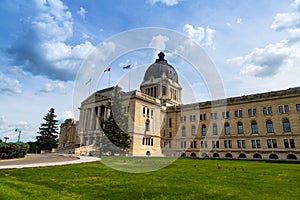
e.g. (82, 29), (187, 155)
(15, 128), (21, 142)
(4, 136), (9, 143)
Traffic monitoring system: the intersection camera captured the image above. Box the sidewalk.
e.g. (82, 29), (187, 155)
(0, 154), (101, 169)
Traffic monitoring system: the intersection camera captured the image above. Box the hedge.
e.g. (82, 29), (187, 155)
(0, 142), (30, 159)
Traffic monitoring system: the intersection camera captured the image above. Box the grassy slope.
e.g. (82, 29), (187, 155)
(0, 158), (299, 200)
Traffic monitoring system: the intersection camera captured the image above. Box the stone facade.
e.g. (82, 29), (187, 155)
(58, 118), (80, 150)
(77, 52), (300, 160)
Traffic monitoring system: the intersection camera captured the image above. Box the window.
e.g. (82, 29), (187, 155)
(224, 123), (230, 135)
(290, 139), (295, 148)
(272, 139), (277, 148)
(251, 140), (256, 148)
(283, 119), (291, 132)
(284, 139), (289, 148)
(212, 141), (219, 148)
(201, 141), (208, 148)
(266, 120), (274, 133)
(181, 126), (186, 136)
(145, 119), (150, 131)
(202, 125), (206, 136)
(256, 140), (261, 148)
(162, 86), (166, 95)
(248, 109), (252, 117)
(237, 140), (241, 148)
(224, 140), (228, 148)
(200, 114), (203, 120)
(191, 125), (196, 136)
(251, 121), (258, 134)
(235, 110), (238, 117)
(169, 132), (172, 138)
(216, 141), (219, 148)
(237, 122), (244, 134)
(296, 104), (300, 112)
(263, 107), (267, 115)
(222, 112), (230, 119)
(181, 141), (186, 148)
(242, 140), (246, 148)
(211, 113), (217, 120)
(228, 140), (232, 148)
(267, 139), (272, 148)
(203, 114), (206, 120)
(190, 141), (197, 148)
(268, 107), (272, 114)
(213, 124), (218, 135)
(142, 137), (153, 146)
(239, 110), (243, 117)
(253, 109), (257, 116)
(143, 107), (146, 115)
(279, 106), (283, 113)
(169, 118), (172, 128)
(284, 105), (289, 113)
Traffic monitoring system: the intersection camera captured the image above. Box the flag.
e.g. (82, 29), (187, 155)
(85, 78), (91, 85)
(104, 66), (111, 72)
(123, 65), (131, 69)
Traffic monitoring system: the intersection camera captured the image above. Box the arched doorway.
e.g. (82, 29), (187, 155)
(287, 154), (297, 160)
(146, 151), (150, 156)
(253, 154), (262, 159)
(190, 152), (196, 157)
(238, 153), (247, 158)
(213, 153), (219, 158)
(181, 153), (186, 157)
(225, 153), (232, 158)
(269, 154), (278, 159)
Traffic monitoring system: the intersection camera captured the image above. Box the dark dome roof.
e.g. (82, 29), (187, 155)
(143, 52), (178, 83)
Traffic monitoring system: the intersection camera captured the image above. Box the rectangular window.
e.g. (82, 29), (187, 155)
(268, 107), (272, 114)
(216, 141), (219, 148)
(151, 109), (153, 116)
(224, 140), (228, 148)
(222, 112), (225, 119)
(143, 107), (146, 115)
(190, 115), (193, 122)
(239, 110), (243, 117)
(169, 118), (172, 128)
(212, 141), (216, 148)
(284, 139), (289, 148)
(214, 113), (217, 119)
(267, 139), (272, 148)
(203, 114), (206, 120)
(193, 115), (196, 121)
(242, 140), (246, 148)
(210, 113), (214, 119)
(235, 110), (238, 117)
(228, 140), (232, 148)
(200, 114), (203, 121)
(226, 112), (230, 118)
(237, 140), (241, 148)
(251, 140), (256, 148)
(256, 140), (261, 148)
(194, 141), (197, 148)
(263, 107), (267, 115)
(204, 141), (208, 148)
(248, 109), (252, 117)
(253, 109), (257, 116)
(296, 104), (300, 112)
(272, 139), (277, 148)
(169, 132), (172, 138)
(284, 105), (289, 112)
(290, 139), (295, 148)
(279, 106), (283, 113)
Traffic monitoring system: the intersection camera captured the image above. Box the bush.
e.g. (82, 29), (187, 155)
(0, 142), (30, 159)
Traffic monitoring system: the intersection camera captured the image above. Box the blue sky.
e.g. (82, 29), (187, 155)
(0, 0), (299, 142)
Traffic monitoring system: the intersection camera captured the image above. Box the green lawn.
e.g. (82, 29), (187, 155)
(0, 157), (299, 200)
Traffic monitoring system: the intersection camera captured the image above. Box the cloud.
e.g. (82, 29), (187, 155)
(149, 35), (169, 50)
(183, 24), (216, 48)
(228, 40), (300, 77)
(236, 18), (243, 24)
(7, 0), (95, 81)
(0, 72), (22, 94)
(58, 111), (75, 124)
(38, 82), (66, 94)
(77, 7), (87, 20)
(148, 0), (182, 6)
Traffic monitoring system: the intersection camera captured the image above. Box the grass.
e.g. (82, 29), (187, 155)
(0, 157), (299, 200)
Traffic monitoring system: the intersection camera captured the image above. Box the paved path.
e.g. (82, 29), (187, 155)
(0, 154), (100, 169)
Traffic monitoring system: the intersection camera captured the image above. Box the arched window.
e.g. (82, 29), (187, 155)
(251, 121), (258, 134)
(202, 125), (206, 136)
(266, 120), (274, 133)
(283, 119), (291, 132)
(145, 119), (150, 132)
(237, 122), (244, 134)
(224, 123), (230, 135)
(213, 124), (218, 135)
(191, 125), (196, 136)
(181, 126), (186, 136)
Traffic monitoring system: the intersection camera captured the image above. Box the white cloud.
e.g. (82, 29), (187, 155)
(0, 72), (22, 94)
(39, 82), (66, 94)
(58, 111), (75, 123)
(77, 7), (87, 20)
(148, 0), (182, 6)
(183, 24), (216, 48)
(149, 35), (169, 50)
(236, 18), (243, 24)
(228, 40), (300, 77)
(7, 0), (96, 81)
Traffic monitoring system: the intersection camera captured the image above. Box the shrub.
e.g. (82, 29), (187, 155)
(0, 142), (30, 159)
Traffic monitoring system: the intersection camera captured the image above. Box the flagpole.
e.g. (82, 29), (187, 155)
(108, 69), (111, 87)
(88, 80), (91, 95)
(129, 67), (131, 91)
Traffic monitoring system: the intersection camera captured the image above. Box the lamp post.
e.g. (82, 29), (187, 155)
(15, 128), (21, 142)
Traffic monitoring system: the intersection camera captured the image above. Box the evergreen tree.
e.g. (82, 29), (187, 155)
(36, 108), (59, 151)
(102, 88), (130, 154)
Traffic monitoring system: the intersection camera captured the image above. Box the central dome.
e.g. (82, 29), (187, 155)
(143, 52), (178, 83)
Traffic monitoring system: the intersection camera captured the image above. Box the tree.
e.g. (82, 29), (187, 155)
(36, 108), (59, 151)
(102, 88), (130, 154)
